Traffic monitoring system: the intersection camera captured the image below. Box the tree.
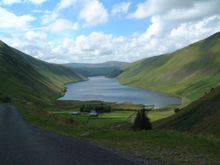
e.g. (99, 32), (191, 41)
(80, 105), (85, 112)
(133, 109), (152, 130)
(174, 108), (180, 113)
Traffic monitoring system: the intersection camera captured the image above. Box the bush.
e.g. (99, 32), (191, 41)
(133, 109), (152, 130)
(80, 104), (112, 113)
(0, 96), (11, 103)
(174, 108), (181, 113)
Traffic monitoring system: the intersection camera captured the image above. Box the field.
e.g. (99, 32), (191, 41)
(49, 108), (174, 128)
(49, 111), (134, 128)
(47, 100), (175, 129)
(2, 32), (220, 164)
(17, 100), (220, 164)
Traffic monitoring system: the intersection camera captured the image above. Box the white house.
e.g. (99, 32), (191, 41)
(89, 110), (98, 117)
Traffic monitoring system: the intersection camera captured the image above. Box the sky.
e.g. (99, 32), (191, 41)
(0, 0), (220, 63)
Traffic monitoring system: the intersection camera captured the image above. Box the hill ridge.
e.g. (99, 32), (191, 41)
(0, 40), (85, 103)
(155, 83), (220, 137)
(118, 31), (220, 104)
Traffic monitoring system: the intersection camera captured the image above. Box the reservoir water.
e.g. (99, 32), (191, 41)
(59, 76), (181, 108)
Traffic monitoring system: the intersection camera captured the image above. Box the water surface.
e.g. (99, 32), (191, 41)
(59, 76), (181, 108)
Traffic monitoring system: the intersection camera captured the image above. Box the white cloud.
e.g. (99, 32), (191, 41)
(48, 19), (79, 32)
(79, 0), (108, 26)
(44, 14), (220, 63)
(56, 0), (79, 11)
(1, 0), (48, 5)
(27, 0), (48, 5)
(111, 2), (130, 15)
(42, 0), (108, 27)
(32, 9), (51, 14)
(1, 0), (220, 64)
(42, 11), (58, 25)
(2, 13), (220, 64)
(0, 7), (35, 29)
(2, 32), (62, 63)
(25, 31), (47, 41)
(129, 0), (220, 19)
(42, 0), (83, 24)
(1, 0), (21, 5)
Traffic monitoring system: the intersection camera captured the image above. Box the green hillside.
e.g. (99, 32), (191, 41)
(155, 85), (220, 137)
(0, 40), (86, 103)
(65, 61), (127, 77)
(118, 32), (220, 104)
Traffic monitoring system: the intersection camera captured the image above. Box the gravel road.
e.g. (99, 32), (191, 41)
(0, 104), (139, 165)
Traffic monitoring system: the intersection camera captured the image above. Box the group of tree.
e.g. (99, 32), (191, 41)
(80, 103), (112, 113)
(133, 108), (152, 130)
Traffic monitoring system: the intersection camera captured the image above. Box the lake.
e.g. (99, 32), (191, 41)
(59, 76), (181, 108)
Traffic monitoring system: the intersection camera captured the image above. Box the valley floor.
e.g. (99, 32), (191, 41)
(17, 100), (220, 165)
(0, 104), (139, 165)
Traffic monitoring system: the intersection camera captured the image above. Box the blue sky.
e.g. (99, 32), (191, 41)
(0, 0), (220, 63)
(4, 0), (150, 36)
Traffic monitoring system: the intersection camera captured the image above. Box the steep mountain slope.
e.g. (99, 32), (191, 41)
(155, 85), (220, 137)
(118, 32), (220, 104)
(65, 61), (128, 77)
(0, 40), (85, 103)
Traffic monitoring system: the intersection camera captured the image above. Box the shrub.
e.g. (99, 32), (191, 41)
(174, 108), (181, 113)
(0, 96), (11, 103)
(133, 109), (152, 130)
(80, 104), (112, 113)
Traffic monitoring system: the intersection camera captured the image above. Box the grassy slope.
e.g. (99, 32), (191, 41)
(155, 84), (220, 137)
(0, 40), (86, 103)
(118, 32), (220, 104)
(19, 101), (220, 164)
(65, 61), (127, 77)
(1, 39), (219, 164)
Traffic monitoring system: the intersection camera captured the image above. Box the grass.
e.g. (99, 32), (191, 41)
(49, 109), (174, 128)
(0, 40), (86, 104)
(118, 32), (220, 105)
(55, 100), (143, 111)
(155, 85), (220, 137)
(88, 130), (220, 164)
(17, 100), (220, 164)
(48, 101), (175, 128)
(1, 38), (220, 164)
(49, 110), (135, 128)
(148, 109), (175, 122)
(16, 99), (220, 164)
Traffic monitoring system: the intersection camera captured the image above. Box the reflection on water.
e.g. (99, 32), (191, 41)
(59, 76), (181, 108)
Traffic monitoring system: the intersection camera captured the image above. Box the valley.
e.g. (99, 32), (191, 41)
(1, 32), (220, 164)
(1, 1), (220, 165)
